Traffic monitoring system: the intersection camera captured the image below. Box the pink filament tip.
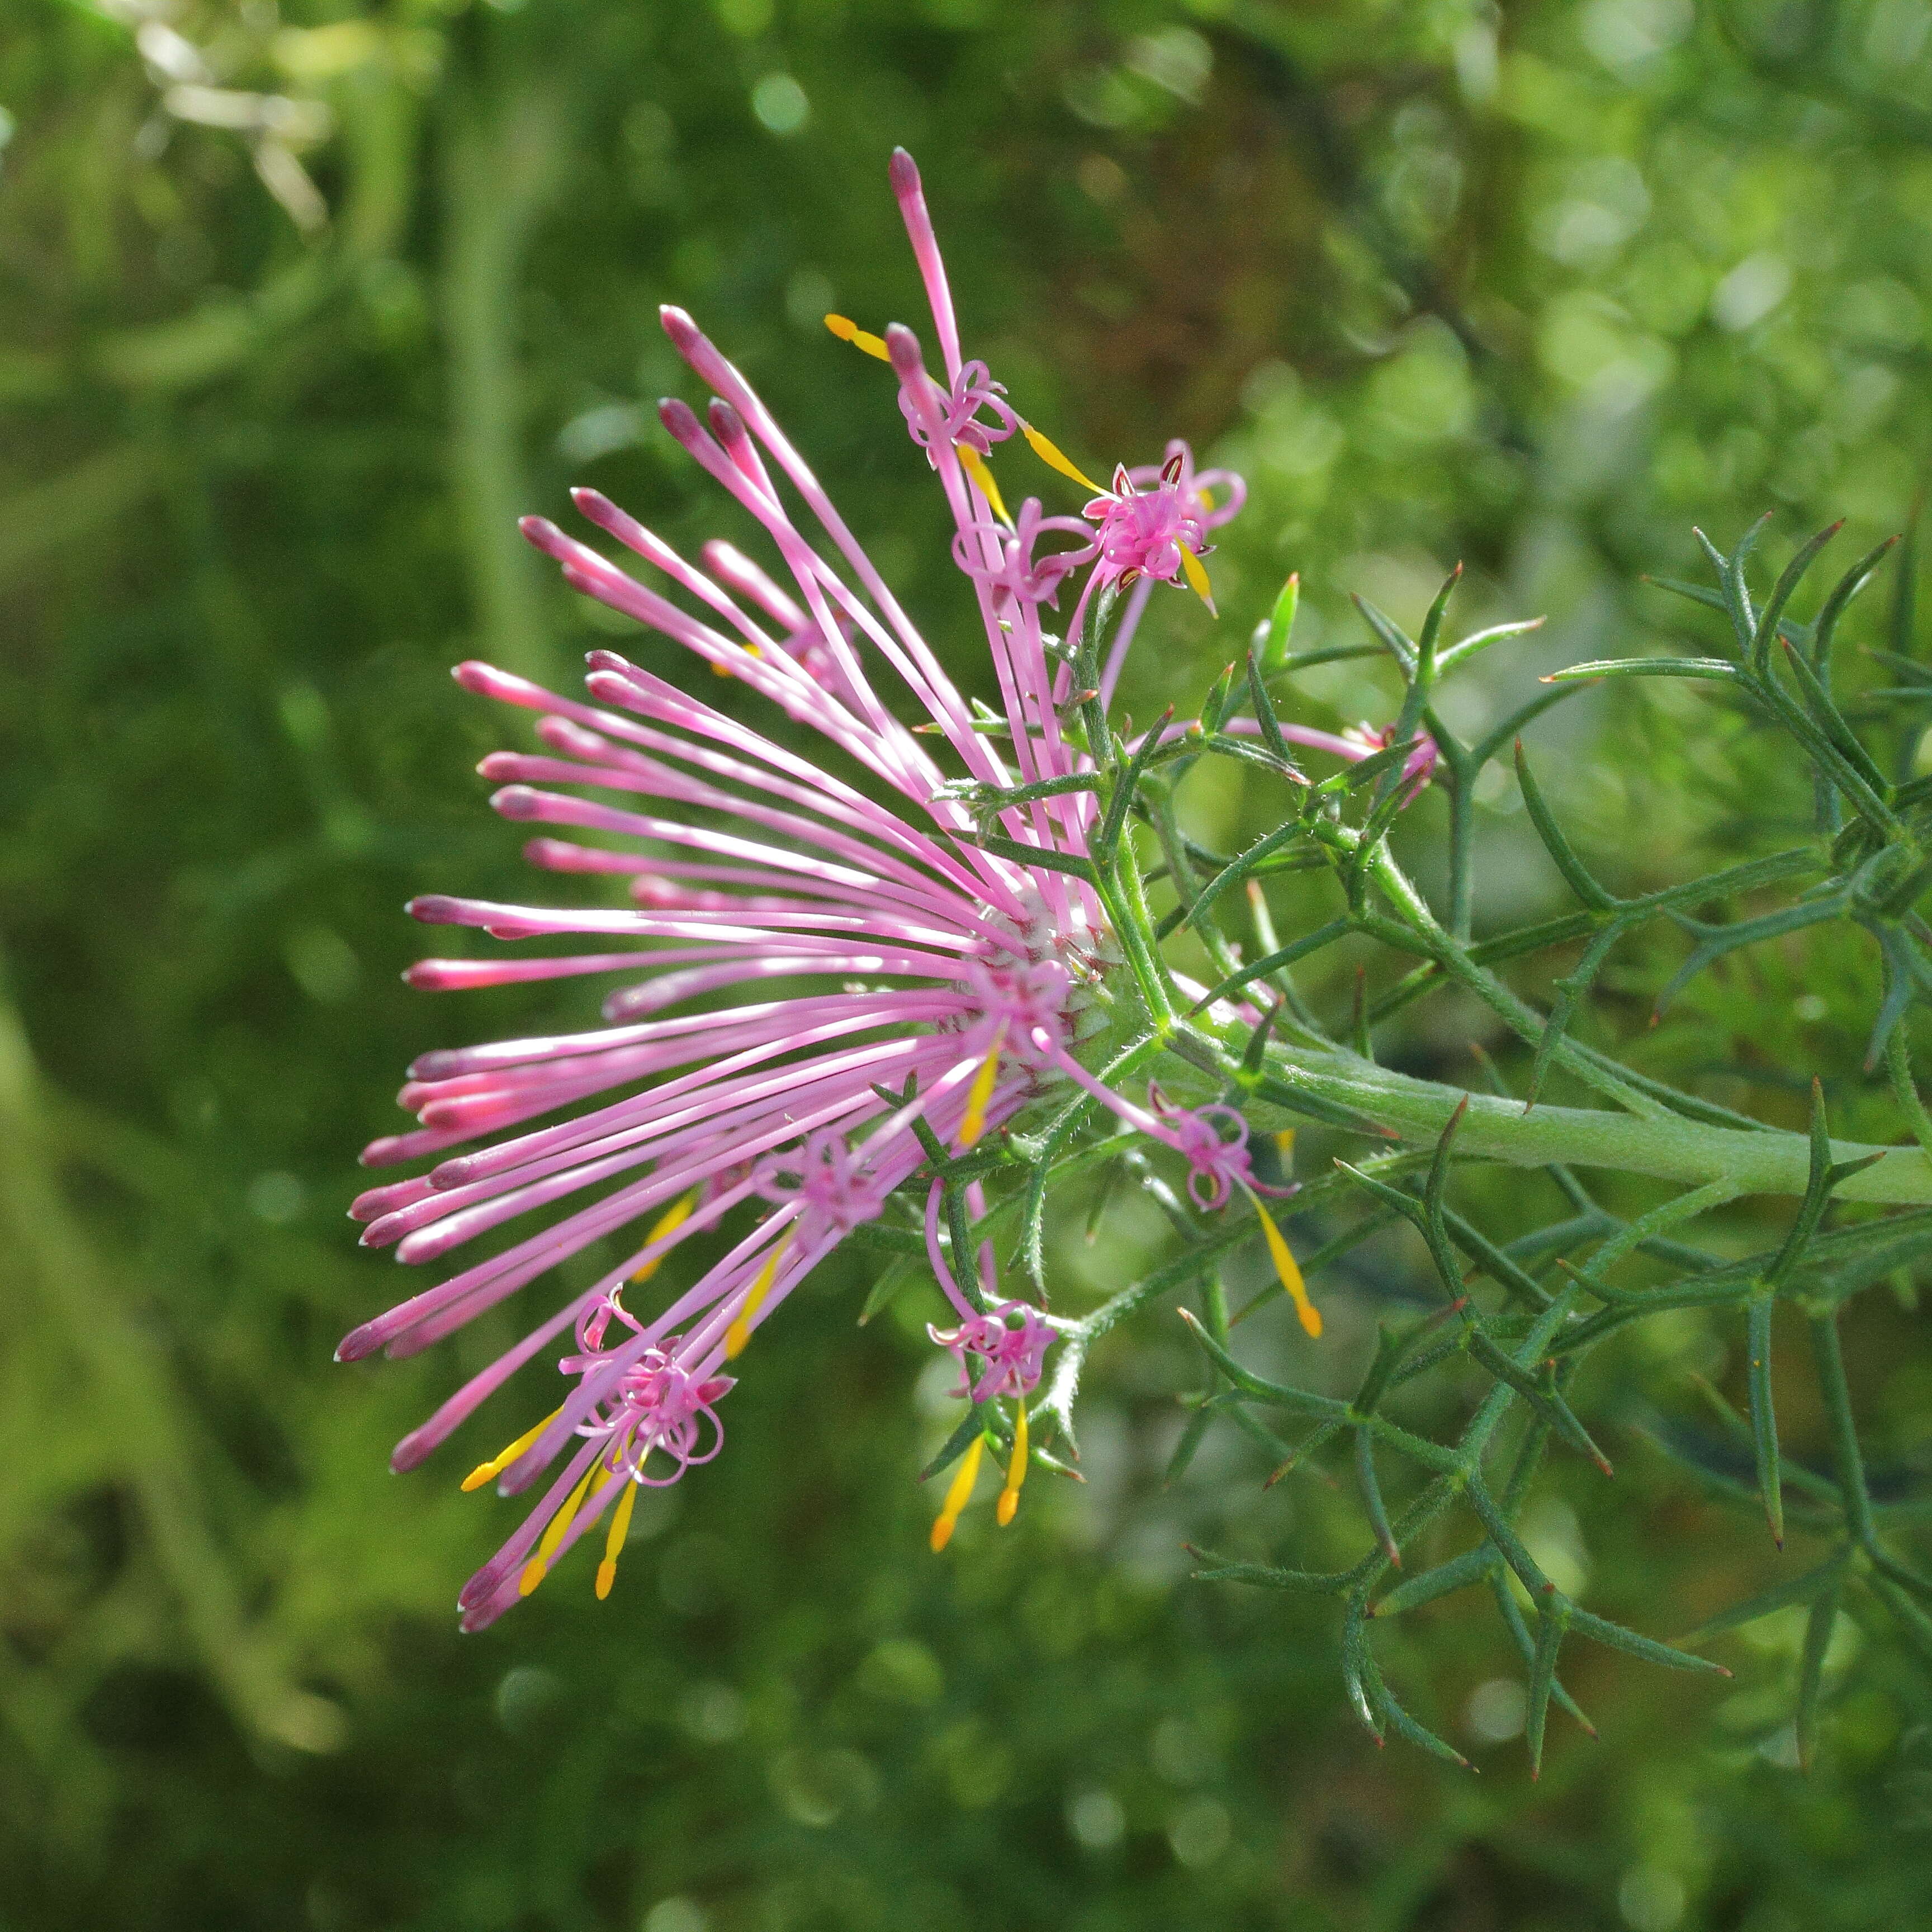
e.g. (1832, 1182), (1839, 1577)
(402, 962), (464, 990)
(518, 515), (569, 560)
(348, 1177), (429, 1222)
(660, 305), (733, 389)
(657, 396), (705, 449)
(884, 321), (925, 383)
(453, 660), (538, 704)
(389, 1426), (437, 1474)
(458, 1558), (509, 1613)
(335, 1320), (384, 1363)
(491, 787), (545, 822)
(659, 304), (702, 354)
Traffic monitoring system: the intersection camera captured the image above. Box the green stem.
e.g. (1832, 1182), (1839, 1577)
(1223, 1038), (1932, 1205)
(1356, 841), (1664, 1117)
(441, 77), (569, 685)
(1100, 830), (1176, 1025)
(1808, 1309), (1877, 1544)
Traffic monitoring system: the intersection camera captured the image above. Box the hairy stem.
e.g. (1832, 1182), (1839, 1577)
(1224, 1039), (1932, 1205)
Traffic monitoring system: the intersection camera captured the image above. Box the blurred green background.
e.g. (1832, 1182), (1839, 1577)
(10, 1), (1932, 1926)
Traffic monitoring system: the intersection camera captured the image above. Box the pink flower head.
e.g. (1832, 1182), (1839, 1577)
(1086, 451), (1213, 588)
(928, 1303), (1055, 1404)
(920, 1176), (1053, 1404)
(951, 495), (1097, 610)
(1121, 439), (1246, 535)
(958, 952), (1073, 1065)
(1342, 719), (1440, 802)
(1147, 1082), (1257, 1210)
(901, 357), (1018, 461)
(1064, 441), (1241, 703)
(759, 1128), (897, 1237)
(563, 1297), (735, 1488)
(341, 150), (1167, 1629)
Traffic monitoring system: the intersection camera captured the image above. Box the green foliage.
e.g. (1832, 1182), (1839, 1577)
(14, 1), (1932, 1928)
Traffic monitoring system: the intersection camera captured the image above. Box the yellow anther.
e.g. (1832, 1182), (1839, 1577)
(708, 642), (763, 680)
(630, 1190), (700, 1284)
(1179, 543), (1218, 617)
(825, 313), (892, 361)
(953, 443), (1010, 525)
(957, 1023), (1007, 1150)
(996, 1400), (1029, 1527)
(724, 1232), (792, 1360)
(1019, 419), (1106, 495)
(462, 1405), (563, 1493)
(595, 1476), (640, 1601)
(518, 1459), (599, 1597)
(929, 1433), (985, 1553)
(1254, 1197), (1322, 1338)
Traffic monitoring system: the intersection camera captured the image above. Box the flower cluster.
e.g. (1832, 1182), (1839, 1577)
(341, 150), (1428, 1625)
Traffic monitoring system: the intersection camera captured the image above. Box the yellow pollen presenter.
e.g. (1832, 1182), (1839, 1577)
(1253, 1196), (1321, 1339)
(953, 441), (1010, 524)
(1019, 419), (1105, 495)
(957, 1021), (1007, 1149)
(519, 1459), (611, 1597)
(594, 1479), (640, 1602)
(823, 312), (891, 360)
(996, 1401), (1029, 1527)
(929, 1434), (985, 1553)
(725, 1232), (792, 1360)
(629, 1191), (699, 1284)
(463, 1407), (564, 1494)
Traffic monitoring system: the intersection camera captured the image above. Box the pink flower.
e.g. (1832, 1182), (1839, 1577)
(1086, 452), (1211, 586)
(1011, 439), (1241, 704)
(922, 1178), (1055, 1405)
(918, 1173), (1054, 1549)
(340, 150), (1204, 1628)
(926, 1307), (1055, 1404)
(1341, 719), (1440, 801)
(950, 495), (1097, 610)
(957, 954), (1074, 1063)
(901, 356), (1017, 461)
(562, 1299), (735, 1493)
(1145, 1083), (1257, 1211)
(761, 1128), (898, 1235)
(1128, 441), (1247, 538)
